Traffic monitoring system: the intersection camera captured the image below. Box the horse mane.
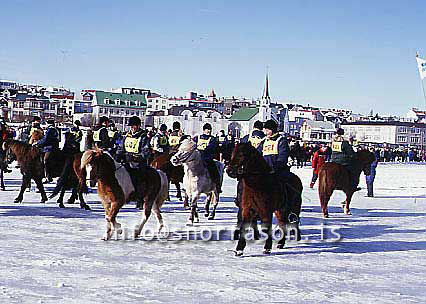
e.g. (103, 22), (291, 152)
(5, 139), (41, 162)
(179, 138), (196, 153)
(236, 143), (271, 173)
(80, 148), (103, 169)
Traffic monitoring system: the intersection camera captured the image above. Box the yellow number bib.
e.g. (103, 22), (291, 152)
(159, 135), (168, 146)
(218, 136), (225, 143)
(197, 137), (211, 151)
(262, 138), (279, 156)
(248, 136), (263, 149)
(93, 130), (100, 142)
(108, 130), (116, 138)
(124, 137), (141, 153)
(332, 141), (342, 152)
(169, 135), (180, 146)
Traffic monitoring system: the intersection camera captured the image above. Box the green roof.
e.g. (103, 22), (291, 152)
(229, 107), (259, 121)
(95, 91), (147, 108)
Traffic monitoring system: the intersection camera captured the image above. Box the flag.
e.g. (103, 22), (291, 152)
(416, 54), (426, 80)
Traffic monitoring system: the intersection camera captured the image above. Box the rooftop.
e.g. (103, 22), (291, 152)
(229, 107), (259, 121)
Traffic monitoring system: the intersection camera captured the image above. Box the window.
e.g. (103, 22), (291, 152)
(213, 117), (217, 122)
(100, 108), (103, 114)
(397, 136), (407, 143)
(184, 115), (188, 121)
(104, 98), (110, 104)
(199, 115), (203, 121)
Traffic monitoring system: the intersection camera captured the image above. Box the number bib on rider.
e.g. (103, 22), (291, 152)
(331, 141), (342, 152)
(93, 129), (103, 142)
(249, 136), (263, 149)
(159, 135), (168, 146)
(108, 130), (116, 138)
(169, 135), (180, 146)
(262, 138), (279, 156)
(197, 137), (211, 151)
(124, 137), (141, 153)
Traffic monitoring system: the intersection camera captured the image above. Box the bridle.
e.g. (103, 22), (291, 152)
(173, 146), (196, 164)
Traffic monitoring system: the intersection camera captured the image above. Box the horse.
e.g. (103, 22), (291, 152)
(150, 152), (185, 202)
(80, 149), (169, 240)
(226, 142), (303, 256)
(48, 151), (91, 210)
(289, 143), (304, 168)
(318, 149), (376, 218)
(170, 138), (224, 224)
(2, 139), (48, 204)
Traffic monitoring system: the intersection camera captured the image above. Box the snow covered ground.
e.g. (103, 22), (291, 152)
(0, 163), (425, 304)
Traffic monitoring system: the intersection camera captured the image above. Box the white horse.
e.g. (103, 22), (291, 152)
(171, 138), (224, 225)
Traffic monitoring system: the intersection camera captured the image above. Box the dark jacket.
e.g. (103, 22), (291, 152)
(194, 134), (218, 162)
(241, 129), (265, 149)
(93, 126), (112, 150)
(37, 126), (59, 152)
(259, 133), (290, 173)
(118, 130), (151, 164)
(330, 135), (355, 166)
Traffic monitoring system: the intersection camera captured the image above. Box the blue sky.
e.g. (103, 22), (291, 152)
(1, 0), (425, 115)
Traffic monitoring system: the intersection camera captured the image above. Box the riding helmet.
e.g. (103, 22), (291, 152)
(203, 123), (212, 131)
(253, 120), (263, 130)
(263, 119), (278, 133)
(99, 116), (109, 125)
(46, 119), (55, 125)
(74, 120), (81, 126)
(128, 116), (141, 126)
(336, 128), (344, 135)
(172, 121), (181, 130)
(159, 124), (167, 132)
(33, 116), (41, 122)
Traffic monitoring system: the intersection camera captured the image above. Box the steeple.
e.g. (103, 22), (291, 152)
(263, 73), (270, 99)
(259, 72), (272, 121)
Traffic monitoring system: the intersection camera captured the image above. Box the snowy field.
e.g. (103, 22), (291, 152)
(0, 163), (425, 304)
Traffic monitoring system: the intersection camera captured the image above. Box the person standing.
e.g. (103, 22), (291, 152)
(365, 148), (379, 197)
(36, 119), (60, 183)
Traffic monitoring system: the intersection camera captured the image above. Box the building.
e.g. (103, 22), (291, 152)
(81, 89), (147, 129)
(300, 120), (335, 143)
(342, 121), (426, 148)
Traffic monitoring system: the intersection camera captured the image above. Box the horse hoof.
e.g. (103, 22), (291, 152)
(323, 214), (329, 218)
(208, 215), (215, 220)
(235, 250), (243, 257)
(81, 203), (91, 211)
(277, 244), (285, 249)
(263, 249), (271, 255)
(1, 187), (5, 191)
(14, 198), (22, 204)
(345, 211), (352, 215)
(204, 212), (209, 218)
(186, 221), (193, 226)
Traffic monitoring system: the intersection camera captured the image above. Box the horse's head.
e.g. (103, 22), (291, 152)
(356, 149), (376, 176)
(227, 143), (260, 178)
(170, 138), (197, 166)
(2, 139), (12, 152)
(81, 148), (114, 187)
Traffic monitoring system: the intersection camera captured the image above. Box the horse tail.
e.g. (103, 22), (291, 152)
(319, 167), (328, 198)
(155, 170), (169, 207)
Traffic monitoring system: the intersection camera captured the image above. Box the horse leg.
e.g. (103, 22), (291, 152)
(34, 177), (48, 203)
(175, 182), (182, 201)
(106, 201), (122, 239)
(235, 221), (249, 256)
(67, 188), (77, 204)
(319, 188), (333, 218)
(233, 206), (243, 240)
(187, 195), (198, 225)
(135, 201), (152, 238)
(342, 191), (354, 215)
(260, 221), (273, 254)
(57, 188), (66, 208)
(183, 192), (189, 209)
(204, 193), (212, 218)
(0, 168), (5, 191)
(14, 175), (30, 203)
(77, 189), (91, 210)
(208, 191), (219, 220)
(152, 203), (164, 233)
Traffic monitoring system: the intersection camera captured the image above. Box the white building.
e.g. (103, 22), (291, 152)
(342, 121), (426, 148)
(301, 120), (335, 143)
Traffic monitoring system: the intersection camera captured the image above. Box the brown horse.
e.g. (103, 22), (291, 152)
(2, 139), (48, 203)
(227, 143), (303, 256)
(150, 152), (185, 201)
(318, 149), (376, 218)
(80, 149), (169, 240)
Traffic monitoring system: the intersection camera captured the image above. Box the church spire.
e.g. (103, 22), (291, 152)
(264, 73), (270, 99)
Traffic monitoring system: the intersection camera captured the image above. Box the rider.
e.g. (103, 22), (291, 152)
(194, 123), (221, 193)
(259, 119), (297, 223)
(117, 116), (151, 209)
(108, 122), (120, 154)
(241, 120), (265, 149)
(217, 130), (228, 162)
(27, 116), (43, 144)
(330, 128), (360, 191)
(226, 129), (236, 159)
(49, 122), (83, 201)
(93, 116), (113, 151)
(151, 124), (170, 158)
(36, 118), (60, 183)
(0, 118), (12, 173)
(168, 121), (183, 151)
